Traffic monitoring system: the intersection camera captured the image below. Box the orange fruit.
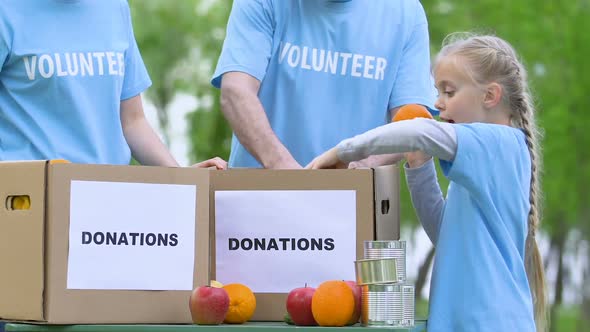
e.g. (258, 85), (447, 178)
(223, 283), (256, 324)
(49, 159), (70, 164)
(10, 195), (30, 210)
(311, 280), (355, 327)
(392, 104), (433, 122)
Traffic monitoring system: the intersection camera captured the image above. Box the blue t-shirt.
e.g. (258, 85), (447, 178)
(212, 0), (436, 167)
(433, 124), (536, 331)
(0, 0), (151, 164)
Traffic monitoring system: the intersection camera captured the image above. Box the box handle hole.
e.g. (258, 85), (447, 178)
(381, 199), (390, 215)
(5, 195), (31, 211)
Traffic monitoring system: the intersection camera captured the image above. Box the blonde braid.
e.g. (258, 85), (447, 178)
(495, 40), (548, 332)
(514, 70), (548, 332)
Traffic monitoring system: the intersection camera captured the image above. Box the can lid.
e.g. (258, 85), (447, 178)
(364, 283), (405, 292)
(364, 240), (406, 249)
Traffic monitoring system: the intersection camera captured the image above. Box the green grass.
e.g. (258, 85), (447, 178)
(551, 305), (582, 332)
(415, 299), (429, 321)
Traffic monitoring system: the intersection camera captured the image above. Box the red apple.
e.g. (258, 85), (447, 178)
(345, 280), (362, 325)
(286, 286), (317, 326)
(189, 286), (230, 325)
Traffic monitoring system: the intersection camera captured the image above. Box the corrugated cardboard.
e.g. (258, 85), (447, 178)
(374, 165), (401, 240)
(209, 165), (399, 321)
(0, 161), (210, 324)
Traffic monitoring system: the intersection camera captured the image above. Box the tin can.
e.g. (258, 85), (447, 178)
(401, 283), (415, 327)
(364, 240), (406, 282)
(354, 258), (397, 285)
(361, 283), (404, 327)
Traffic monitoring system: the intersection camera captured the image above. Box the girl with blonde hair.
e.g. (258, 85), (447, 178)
(307, 34), (547, 331)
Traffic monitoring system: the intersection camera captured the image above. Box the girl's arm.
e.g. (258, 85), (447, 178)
(405, 159), (445, 246)
(335, 118), (456, 245)
(337, 118), (457, 163)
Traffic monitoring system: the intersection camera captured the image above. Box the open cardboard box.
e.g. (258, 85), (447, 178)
(0, 161), (210, 324)
(0, 161), (400, 324)
(209, 165), (400, 321)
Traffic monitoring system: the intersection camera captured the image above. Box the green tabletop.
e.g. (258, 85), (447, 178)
(6, 321), (426, 332)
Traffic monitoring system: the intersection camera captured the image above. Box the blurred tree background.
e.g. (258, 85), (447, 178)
(130, 1), (589, 330)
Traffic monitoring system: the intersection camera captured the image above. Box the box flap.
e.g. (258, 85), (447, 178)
(0, 161), (47, 321)
(43, 164), (210, 323)
(373, 164), (400, 240)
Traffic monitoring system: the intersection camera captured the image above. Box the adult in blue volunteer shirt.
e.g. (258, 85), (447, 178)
(0, 0), (226, 169)
(212, 0), (437, 168)
(0, 2), (225, 328)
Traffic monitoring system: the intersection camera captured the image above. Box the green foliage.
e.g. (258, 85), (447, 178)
(130, 0), (232, 161)
(415, 299), (429, 321)
(551, 305), (582, 332)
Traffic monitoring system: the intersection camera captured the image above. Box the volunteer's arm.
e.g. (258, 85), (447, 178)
(120, 95), (179, 167)
(220, 72), (301, 169)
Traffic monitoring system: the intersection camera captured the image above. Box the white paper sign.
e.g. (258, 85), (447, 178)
(215, 190), (356, 293)
(67, 181), (197, 290)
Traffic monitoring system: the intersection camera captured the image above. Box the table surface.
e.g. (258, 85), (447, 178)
(6, 321), (426, 332)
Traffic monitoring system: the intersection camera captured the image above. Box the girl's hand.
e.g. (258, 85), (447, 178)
(305, 147), (348, 169)
(348, 154), (405, 168)
(405, 151), (432, 169)
(191, 157), (228, 170)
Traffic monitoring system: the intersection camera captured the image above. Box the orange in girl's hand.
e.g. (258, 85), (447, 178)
(311, 280), (355, 327)
(222, 283), (256, 324)
(392, 104), (433, 122)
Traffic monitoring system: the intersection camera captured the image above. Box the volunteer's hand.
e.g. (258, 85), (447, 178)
(191, 157), (228, 170)
(269, 154), (303, 169)
(305, 147), (348, 169)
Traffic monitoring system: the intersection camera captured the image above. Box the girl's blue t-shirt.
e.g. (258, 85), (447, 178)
(433, 123), (536, 331)
(212, 0), (437, 167)
(0, 0), (151, 164)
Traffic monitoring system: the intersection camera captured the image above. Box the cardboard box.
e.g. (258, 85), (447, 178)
(0, 161), (210, 324)
(209, 165), (400, 321)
